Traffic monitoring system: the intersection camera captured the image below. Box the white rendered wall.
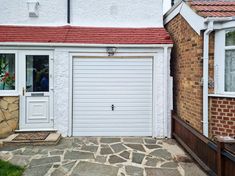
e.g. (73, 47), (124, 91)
(0, 0), (67, 26)
(163, 0), (171, 14)
(53, 49), (70, 135)
(71, 0), (163, 27)
(0, 0), (163, 27)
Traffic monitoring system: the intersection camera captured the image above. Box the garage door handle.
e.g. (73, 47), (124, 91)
(111, 104), (115, 111)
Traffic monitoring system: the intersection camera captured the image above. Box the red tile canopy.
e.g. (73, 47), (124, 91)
(190, 0), (235, 17)
(0, 25), (172, 44)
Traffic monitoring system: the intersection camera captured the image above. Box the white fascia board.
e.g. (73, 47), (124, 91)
(213, 20), (235, 30)
(0, 42), (173, 48)
(164, 1), (206, 35)
(179, 3), (205, 34)
(164, 0), (183, 18)
(164, 2), (183, 24)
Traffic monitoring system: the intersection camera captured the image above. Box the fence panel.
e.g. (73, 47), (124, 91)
(172, 114), (235, 176)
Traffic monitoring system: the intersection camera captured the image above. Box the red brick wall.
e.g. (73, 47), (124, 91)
(209, 97), (235, 138)
(165, 15), (204, 132)
(166, 14), (235, 138)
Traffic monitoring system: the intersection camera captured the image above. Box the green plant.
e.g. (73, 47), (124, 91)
(0, 160), (24, 176)
(0, 55), (8, 79)
(0, 55), (15, 90)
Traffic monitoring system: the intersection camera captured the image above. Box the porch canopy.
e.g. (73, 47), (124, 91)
(0, 25), (172, 45)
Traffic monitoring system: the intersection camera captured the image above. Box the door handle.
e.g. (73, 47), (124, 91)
(111, 104), (115, 111)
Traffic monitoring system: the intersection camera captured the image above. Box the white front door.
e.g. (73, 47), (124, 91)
(20, 51), (54, 130)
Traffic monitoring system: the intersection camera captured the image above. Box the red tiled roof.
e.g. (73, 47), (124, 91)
(0, 25), (172, 44)
(190, 0), (235, 17)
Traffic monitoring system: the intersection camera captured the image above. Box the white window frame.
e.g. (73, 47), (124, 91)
(0, 50), (18, 96)
(214, 28), (235, 96)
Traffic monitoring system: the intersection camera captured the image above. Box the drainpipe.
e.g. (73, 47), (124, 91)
(202, 20), (214, 137)
(67, 0), (70, 23)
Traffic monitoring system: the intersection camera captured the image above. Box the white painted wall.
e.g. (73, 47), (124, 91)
(163, 0), (171, 14)
(0, 0), (163, 27)
(71, 0), (163, 27)
(0, 0), (67, 26)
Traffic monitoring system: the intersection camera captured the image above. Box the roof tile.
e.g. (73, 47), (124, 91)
(190, 0), (235, 17)
(0, 25), (173, 44)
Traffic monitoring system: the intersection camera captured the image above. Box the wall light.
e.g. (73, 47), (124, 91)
(106, 47), (117, 56)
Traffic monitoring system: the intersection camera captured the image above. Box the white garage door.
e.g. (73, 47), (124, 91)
(72, 58), (153, 136)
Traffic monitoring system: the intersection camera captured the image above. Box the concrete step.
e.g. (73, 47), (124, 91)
(1, 132), (61, 147)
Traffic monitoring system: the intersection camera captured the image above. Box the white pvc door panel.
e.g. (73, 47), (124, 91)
(26, 97), (49, 123)
(19, 52), (54, 130)
(72, 58), (153, 136)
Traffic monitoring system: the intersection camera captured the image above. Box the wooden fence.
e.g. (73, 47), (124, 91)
(172, 114), (235, 176)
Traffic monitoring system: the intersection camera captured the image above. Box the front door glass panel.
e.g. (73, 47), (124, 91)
(26, 55), (49, 92)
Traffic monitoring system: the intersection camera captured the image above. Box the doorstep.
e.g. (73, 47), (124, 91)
(1, 132), (61, 147)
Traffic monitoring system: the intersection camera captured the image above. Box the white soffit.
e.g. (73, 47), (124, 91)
(164, 1), (205, 35)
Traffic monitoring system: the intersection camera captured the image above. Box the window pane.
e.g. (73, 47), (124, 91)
(225, 50), (235, 92)
(0, 54), (15, 90)
(26, 55), (49, 92)
(226, 29), (235, 46)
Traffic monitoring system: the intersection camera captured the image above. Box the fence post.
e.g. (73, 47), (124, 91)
(216, 136), (235, 176)
(216, 137), (224, 176)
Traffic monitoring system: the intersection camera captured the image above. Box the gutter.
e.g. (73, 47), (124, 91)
(0, 42), (173, 48)
(202, 17), (233, 137)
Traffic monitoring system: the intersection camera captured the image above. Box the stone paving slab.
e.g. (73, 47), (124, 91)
(23, 164), (53, 176)
(125, 144), (146, 152)
(132, 152), (145, 164)
(111, 143), (127, 153)
(30, 156), (61, 166)
(0, 137), (208, 176)
(9, 155), (31, 167)
(125, 165), (144, 176)
(64, 151), (94, 160)
(109, 155), (126, 164)
(71, 161), (119, 176)
(145, 168), (181, 176)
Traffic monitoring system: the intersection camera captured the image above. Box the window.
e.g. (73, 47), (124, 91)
(226, 29), (235, 46)
(0, 54), (15, 90)
(225, 29), (235, 92)
(26, 55), (49, 92)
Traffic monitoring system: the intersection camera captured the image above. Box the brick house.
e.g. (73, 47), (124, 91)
(165, 0), (235, 138)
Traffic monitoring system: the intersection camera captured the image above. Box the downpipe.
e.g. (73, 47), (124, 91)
(202, 20), (213, 137)
(67, 0), (70, 24)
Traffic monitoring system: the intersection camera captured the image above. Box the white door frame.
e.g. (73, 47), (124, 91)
(19, 50), (54, 131)
(68, 52), (158, 137)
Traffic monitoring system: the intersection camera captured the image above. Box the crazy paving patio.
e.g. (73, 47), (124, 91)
(0, 137), (207, 176)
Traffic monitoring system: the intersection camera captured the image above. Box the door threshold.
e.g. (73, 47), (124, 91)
(15, 129), (57, 132)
